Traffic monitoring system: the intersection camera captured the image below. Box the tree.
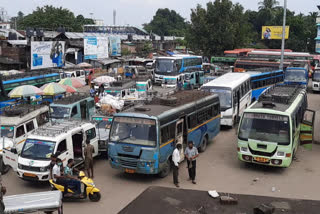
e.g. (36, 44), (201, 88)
(186, 0), (254, 56)
(144, 8), (187, 36)
(258, 0), (280, 10)
(16, 5), (93, 32)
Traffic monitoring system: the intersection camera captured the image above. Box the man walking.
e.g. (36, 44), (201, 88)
(84, 139), (95, 178)
(185, 141), (199, 184)
(172, 144), (182, 188)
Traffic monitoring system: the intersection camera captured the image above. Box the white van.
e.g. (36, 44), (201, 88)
(3, 121), (99, 181)
(312, 69), (320, 92)
(63, 70), (86, 82)
(0, 104), (49, 174)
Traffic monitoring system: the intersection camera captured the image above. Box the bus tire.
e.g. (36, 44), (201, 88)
(158, 160), (171, 178)
(199, 136), (208, 153)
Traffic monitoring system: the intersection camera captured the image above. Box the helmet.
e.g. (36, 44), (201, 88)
(79, 171), (85, 177)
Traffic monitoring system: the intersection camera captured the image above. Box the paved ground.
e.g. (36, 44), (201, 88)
(2, 89), (320, 214)
(120, 186), (320, 214)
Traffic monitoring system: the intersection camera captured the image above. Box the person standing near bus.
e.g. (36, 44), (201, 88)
(84, 139), (95, 178)
(185, 141), (199, 184)
(172, 144), (182, 188)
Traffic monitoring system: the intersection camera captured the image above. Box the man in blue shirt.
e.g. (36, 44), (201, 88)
(185, 141), (199, 184)
(64, 159), (82, 197)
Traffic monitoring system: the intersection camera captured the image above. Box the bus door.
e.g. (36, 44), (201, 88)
(80, 101), (88, 120)
(195, 72), (200, 85)
(300, 109), (315, 150)
(176, 119), (185, 162)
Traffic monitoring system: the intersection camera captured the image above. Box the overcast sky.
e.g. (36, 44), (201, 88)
(2, 0), (320, 27)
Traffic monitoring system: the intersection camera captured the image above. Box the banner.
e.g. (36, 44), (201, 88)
(109, 37), (121, 56)
(316, 41), (320, 53)
(84, 36), (109, 60)
(261, 26), (290, 40)
(31, 41), (65, 70)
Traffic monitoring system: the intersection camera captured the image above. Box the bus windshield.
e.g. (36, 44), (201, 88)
(313, 71), (320, 81)
(110, 117), (157, 147)
(205, 88), (232, 109)
(0, 126), (14, 138)
(155, 59), (175, 74)
(285, 70), (307, 81)
(239, 113), (290, 145)
(20, 139), (55, 160)
(50, 106), (70, 119)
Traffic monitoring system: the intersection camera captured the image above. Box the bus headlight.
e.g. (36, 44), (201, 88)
(240, 147), (248, 152)
(277, 151), (285, 157)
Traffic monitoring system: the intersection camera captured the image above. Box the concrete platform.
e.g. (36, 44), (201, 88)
(119, 186), (320, 214)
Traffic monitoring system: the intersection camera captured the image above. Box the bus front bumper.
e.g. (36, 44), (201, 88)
(109, 156), (159, 174)
(237, 152), (292, 167)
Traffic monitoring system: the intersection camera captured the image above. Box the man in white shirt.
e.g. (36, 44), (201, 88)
(53, 158), (68, 195)
(172, 143), (182, 188)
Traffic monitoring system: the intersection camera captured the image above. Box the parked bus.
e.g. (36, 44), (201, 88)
(50, 94), (95, 121)
(108, 90), (220, 177)
(249, 70), (284, 102)
(284, 63), (309, 86)
(154, 56), (202, 86)
(237, 85), (311, 167)
(211, 49), (254, 66)
(247, 51), (312, 61)
(201, 73), (251, 127)
(312, 69), (320, 92)
(0, 72), (60, 107)
(183, 70), (205, 90)
(234, 59), (291, 72)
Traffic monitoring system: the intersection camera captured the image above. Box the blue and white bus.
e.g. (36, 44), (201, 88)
(284, 66), (309, 86)
(154, 56), (203, 87)
(108, 90), (220, 177)
(248, 70), (284, 102)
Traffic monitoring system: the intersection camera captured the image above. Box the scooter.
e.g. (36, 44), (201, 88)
(49, 171), (101, 202)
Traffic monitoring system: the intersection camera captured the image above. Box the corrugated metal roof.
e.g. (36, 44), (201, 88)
(91, 58), (121, 65)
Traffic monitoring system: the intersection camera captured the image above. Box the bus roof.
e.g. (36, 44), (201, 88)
(51, 94), (92, 105)
(251, 85), (306, 113)
(249, 51), (311, 57)
(202, 73), (250, 90)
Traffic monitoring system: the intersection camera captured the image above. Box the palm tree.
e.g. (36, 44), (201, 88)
(258, 0), (280, 10)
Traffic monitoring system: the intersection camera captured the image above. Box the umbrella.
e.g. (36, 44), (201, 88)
(93, 76), (116, 85)
(8, 85), (43, 98)
(59, 78), (86, 88)
(60, 84), (78, 93)
(40, 83), (66, 96)
(77, 62), (92, 68)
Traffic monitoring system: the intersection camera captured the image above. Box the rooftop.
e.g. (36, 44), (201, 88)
(51, 93), (91, 105)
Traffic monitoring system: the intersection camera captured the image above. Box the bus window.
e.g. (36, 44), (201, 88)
(71, 106), (78, 117)
(187, 114), (197, 129)
(161, 123), (175, 145)
(26, 121), (35, 132)
(16, 125), (25, 138)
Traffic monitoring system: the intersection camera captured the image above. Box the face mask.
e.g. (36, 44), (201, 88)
(57, 162), (62, 166)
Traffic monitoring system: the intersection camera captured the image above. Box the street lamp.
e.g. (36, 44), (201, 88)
(279, 0), (287, 70)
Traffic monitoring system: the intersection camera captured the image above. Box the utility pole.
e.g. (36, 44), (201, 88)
(279, 0), (287, 70)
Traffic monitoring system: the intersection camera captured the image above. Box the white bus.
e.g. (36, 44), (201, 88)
(201, 72), (252, 127)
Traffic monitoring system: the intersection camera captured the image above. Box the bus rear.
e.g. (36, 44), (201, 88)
(284, 68), (309, 85)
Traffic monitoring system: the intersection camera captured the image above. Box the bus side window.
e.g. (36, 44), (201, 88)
(161, 123), (175, 144)
(16, 125), (25, 138)
(88, 100), (95, 109)
(26, 121), (35, 132)
(187, 114), (197, 129)
(71, 106), (78, 117)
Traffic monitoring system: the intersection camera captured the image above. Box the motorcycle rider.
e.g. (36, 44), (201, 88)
(64, 159), (83, 197)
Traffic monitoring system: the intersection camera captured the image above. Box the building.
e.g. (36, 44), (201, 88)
(0, 22), (10, 30)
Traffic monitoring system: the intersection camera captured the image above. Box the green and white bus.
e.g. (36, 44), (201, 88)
(237, 85), (314, 167)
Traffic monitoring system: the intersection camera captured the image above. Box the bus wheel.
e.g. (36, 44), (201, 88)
(159, 160), (171, 178)
(199, 137), (208, 153)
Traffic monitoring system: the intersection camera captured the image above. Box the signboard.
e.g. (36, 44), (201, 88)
(84, 36), (109, 60)
(31, 41), (65, 70)
(109, 36), (121, 56)
(316, 40), (320, 53)
(261, 26), (290, 40)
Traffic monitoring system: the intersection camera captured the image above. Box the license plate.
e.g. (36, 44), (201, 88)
(24, 172), (37, 177)
(254, 157), (269, 163)
(125, 169), (135, 174)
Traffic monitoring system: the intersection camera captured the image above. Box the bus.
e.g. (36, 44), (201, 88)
(237, 85), (311, 167)
(153, 56), (202, 86)
(284, 62), (309, 86)
(108, 90), (220, 177)
(234, 59), (291, 72)
(249, 70), (284, 102)
(247, 51), (312, 61)
(211, 49), (254, 66)
(201, 73), (251, 127)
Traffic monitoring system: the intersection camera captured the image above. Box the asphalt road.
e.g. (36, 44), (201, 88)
(3, 90), (320, 214)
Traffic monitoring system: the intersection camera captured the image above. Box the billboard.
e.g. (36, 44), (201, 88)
(261, 26), (290, 40)
(316, 41), (320, 53)
(109, 37), (121, 56)
(84, 36), (109, 59)
(31, 41), (65, 70)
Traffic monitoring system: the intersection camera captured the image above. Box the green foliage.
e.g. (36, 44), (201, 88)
(186, 0), (254, 56)
(14, 5), (94, 32)
(121, 47), (132, 56)
(144, 8), (187, 36)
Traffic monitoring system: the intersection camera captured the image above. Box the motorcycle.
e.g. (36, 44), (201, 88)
(49, 171), (101, 202)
